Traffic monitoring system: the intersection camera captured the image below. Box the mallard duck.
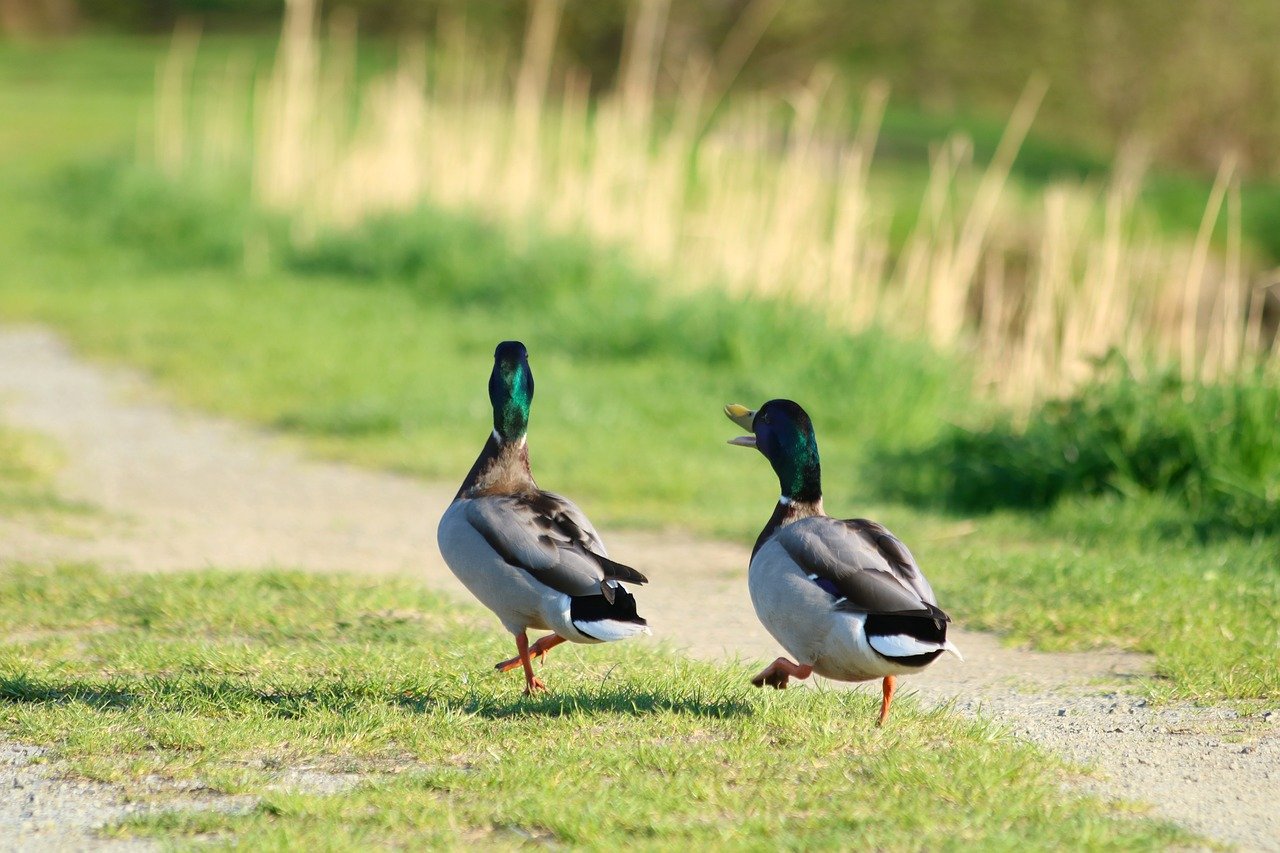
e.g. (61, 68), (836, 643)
(437, 341), (650, 694)
(725, 399), (960, 725)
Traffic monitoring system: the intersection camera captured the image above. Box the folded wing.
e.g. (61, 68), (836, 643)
(464, 492), (648, 599)
(775, 517), (940, 609)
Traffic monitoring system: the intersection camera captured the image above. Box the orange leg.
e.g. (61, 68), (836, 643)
(877, 675), (897, 726)
(494, 633), (566, 673)
(508, 631), (547, 696)
(750, 657), (814, 690)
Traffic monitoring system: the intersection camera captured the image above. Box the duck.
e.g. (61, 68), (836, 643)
(437, 341), (650, 694)
(724, 399), (960, 725)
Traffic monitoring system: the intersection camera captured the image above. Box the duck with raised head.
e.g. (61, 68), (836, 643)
(437, 342), (651, 695)
(724, 399), (960, 725)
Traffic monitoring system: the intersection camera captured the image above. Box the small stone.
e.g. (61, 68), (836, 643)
(1240, 746), (1255, 754)
(1057, 708), (1067, 717)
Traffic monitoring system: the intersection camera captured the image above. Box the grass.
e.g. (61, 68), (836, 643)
(5, 160), (1277, 704)
(915, 502), (1280, 701)
(152, 3), (1272, 407)
(1, 37), (1278, 704)
(881, 358), (1280, 537)
(0, 30), (1265, 853)
(879, 361), (1280, 700)
(6, 158), (975, 540)
(0, 564), (1187, 849)
(872, 105), (1280, 262)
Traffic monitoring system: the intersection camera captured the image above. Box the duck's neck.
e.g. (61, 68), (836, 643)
(751, 494), (824, 557)
(769, 435), (822, 506)
(456, 430), (537, 499)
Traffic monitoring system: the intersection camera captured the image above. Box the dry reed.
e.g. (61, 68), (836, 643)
(151, 0), (1274, 408)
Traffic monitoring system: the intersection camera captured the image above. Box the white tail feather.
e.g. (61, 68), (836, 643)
(573, 619), (651, 643)
(868, 633), (946, 659)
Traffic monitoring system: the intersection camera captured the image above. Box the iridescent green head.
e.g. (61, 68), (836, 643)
(489, 341), (534, 442)
(725, 399), (822, 502)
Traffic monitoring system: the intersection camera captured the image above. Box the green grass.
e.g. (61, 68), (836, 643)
(882, 358), (1280, 537)
(915, 500), (1280, 701)
(879, 360), (1280, 700)
(1, 37), (1278, 704)
(69, 1), (1280, 200)
(869, 107), (1280, 261)
(8, 162), (1275, 704)
(7, 158), (975, 541)
(0, 564), (1186, 849)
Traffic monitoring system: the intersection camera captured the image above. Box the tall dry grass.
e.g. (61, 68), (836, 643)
(152, 0), (1275, 407)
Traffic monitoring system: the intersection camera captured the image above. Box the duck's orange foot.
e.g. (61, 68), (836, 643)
(751, 664), (790, 689)
(522, 675), (547, 696)
(494, 633), (566, 672)
(750, 657), (813, 690)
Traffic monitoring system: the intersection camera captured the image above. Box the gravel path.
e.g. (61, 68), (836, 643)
(0, 325), (1276, 850)
(0, 744), (156, 852)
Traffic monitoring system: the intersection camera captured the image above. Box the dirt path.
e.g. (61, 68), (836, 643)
(0, 325), (1276, 850)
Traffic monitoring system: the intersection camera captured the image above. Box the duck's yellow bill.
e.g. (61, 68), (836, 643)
(724, 403), (757, 446)
(724, 403), (756, 431)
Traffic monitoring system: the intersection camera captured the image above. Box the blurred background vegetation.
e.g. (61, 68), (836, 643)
(8, 0), (1280, 179)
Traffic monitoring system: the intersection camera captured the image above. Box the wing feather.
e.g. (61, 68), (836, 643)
(464, 492), (647, 597)
(773, 516), (943, 616)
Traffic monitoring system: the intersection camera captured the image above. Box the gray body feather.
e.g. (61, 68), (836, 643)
(438, 491), (647, 643)
(749, 515), (946, 681)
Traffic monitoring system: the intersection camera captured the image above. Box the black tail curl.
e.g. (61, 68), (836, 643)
(570, 585), (647, 627)
(864, 605), (949, 667)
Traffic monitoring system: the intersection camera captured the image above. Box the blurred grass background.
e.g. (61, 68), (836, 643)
(12, 2), (1280, 255)
(20, 1), (1280, 180)
(0, 2), (1277, 700)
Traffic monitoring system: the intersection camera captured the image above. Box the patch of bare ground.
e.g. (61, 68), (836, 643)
(0, 742), (252, 851)
(0, 742), (402, 851)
